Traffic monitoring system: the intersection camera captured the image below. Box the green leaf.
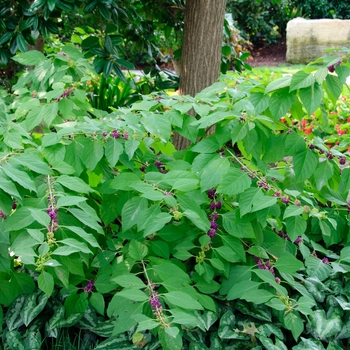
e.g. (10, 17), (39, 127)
(56, 196), (87, 208)
(64, 293), (89, 317)
(82, 140), (104, 171)
(131, 99), (158, 111)
(21, 292), (48, 327)
(284, 312), (304, 341)
(28, 208), (51, 227)
(209, 258), (226, 272)
(164, 291), (203, 310)
(52, 246), (81, 256)
(231, 122), (249, 145)
(128, 240), (148, 261)
(124, 139), (140, 160)
(141, 112), (171, 142)
(299, 83), (323, 115)
(293, 148), (318, 183)
(325, 74), (342, 105)
(265, 75), (291, 93)
(43, 103), (59, 127)
(285, 216), (307, 242)
(239, 188), (277, 217)
(152, 262), (191, 284)
(249, 92), (270, 114)
(116, 288), (148, 302)
(4, 207), (35, 231)
(104, 139), (123, 167)
(89, 292), (105, 316)
(191, 138), (220, 153)
(107, 296), (142, 334)
(252, 269), (288, 297)
(200, 157), (230, 192)
(285, 132), (305, 155)
(38, 271), (54, 297)
(222, 211), (255, 239)
(169, 309), (199, 328)
(10, 153), (52, 175)
(290, 71), (315, 92)
(109, 172), (141, 190)
(309, 309), (342, 340)
(283, 205), (304, 219)
(65, 226), (100, 248)
(58, 238), (93, 254)
(0, 174), (20, 197)
(51, 160), (75, 175)
(227, 280), (275, 304)
(305, 256), (332, 282)
(159, 327), (183, 350)
(248, 246), (269, 259)
(221, 235), (246, 262)
(68, 208), (103, 234)
(215, 246), (241, 263)
(41, 132), (62, 147)
(143, 212), (172, 237)
(1, 164), (36, 192)
(183, 209), (210, 232)
(112, 274), (147, 289)
(56, 175), (94, 194)
(122, 197), (148, 232)
(312, 160), (334, 190)
(12, 50), (46, 65)
(6, 294), (26, 331)
(339, 168), (350, 193)
(269, 87), (295, 120)
(274, 254), (304, 274)
(82, 36), (99, 50)
(217, 168), (251, 195)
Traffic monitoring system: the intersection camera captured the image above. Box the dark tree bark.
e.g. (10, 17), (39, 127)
(173, 0), (226, 150)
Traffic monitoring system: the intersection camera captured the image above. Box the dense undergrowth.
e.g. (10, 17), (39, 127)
(1, 47), (350, 349)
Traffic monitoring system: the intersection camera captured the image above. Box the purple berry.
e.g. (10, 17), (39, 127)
(293, 236), (302, 244)
(207, 189), (216, 199)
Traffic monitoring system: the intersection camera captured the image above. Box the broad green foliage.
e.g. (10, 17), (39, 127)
(1, 48), (350, 349)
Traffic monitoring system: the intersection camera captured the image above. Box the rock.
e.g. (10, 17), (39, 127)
(286, 18), (350, 64)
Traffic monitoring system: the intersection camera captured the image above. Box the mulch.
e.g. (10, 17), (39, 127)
(247, 39), (287, 67)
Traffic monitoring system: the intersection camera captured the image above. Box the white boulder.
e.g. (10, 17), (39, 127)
(286, 18), (350, 64)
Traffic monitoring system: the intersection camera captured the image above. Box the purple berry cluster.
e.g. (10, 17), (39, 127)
(148, 282), (163, 316)
(84, 279), (95, 293)
(55, 87), (74, 102)
(308, 143), (347, 164)
(257, 179), (269, 191)
(111, 129), (121, 138)
(254, 256), (275, 275)
(0, 210), (6, 219)
(327, 60), (341, 73)
(102, 129), (129, 140)
(293, 236), (303, 244)
(154, 160), (167, 174)
(322, 257), (329, 264)
(47, 197), (59, 232)
(207, 189), (221, 238)
(281, 195), (290, 204)
(149, 291), (162, 313)
(45, 177), (59, 247)
(276, 229), (290, 241)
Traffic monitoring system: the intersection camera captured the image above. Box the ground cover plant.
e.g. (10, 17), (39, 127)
(1, 46), (350, 349)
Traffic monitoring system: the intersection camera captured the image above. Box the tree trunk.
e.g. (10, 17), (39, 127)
(173, 0), (226, 150)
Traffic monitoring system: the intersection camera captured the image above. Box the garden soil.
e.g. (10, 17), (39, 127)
(248, 39), (287, 67)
